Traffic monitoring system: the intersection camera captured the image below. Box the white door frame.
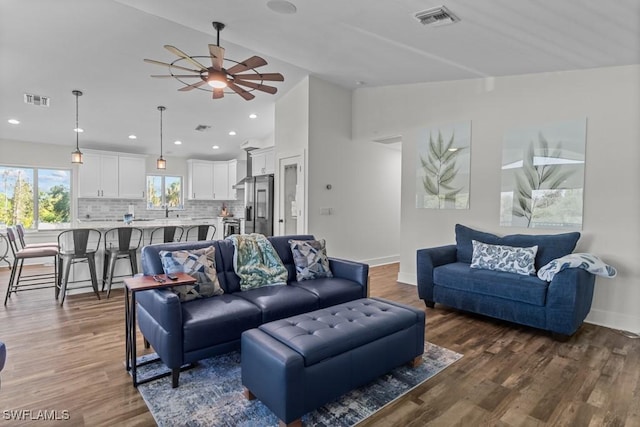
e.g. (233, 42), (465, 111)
(275, 150), (306, 235)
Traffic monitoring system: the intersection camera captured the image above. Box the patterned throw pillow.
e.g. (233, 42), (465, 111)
(159, 246), (223, 302)
(470, 240), (538, 276)
(289, 239), (333, 281)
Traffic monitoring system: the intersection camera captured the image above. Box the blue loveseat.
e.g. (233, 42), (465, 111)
(137, 235), (369, 387)
(417, 224), (596, 338)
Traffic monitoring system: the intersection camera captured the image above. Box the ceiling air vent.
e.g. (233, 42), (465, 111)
(414, 6), (460, 26)
(24, 93), (51, 107)
(195, 124), (211, 132)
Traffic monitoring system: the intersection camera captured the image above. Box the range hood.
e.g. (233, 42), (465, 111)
(233, 147), (256, 189)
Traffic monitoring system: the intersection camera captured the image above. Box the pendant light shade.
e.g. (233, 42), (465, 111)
(71, 90), (83, 164)
(156, 106), (167, 170)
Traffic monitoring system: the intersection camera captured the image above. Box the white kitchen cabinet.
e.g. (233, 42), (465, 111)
(227, 159), (246, 200)
(77, 152), (119, 198)
(187, 160), (214, 200)
(118, 155), (146, 199)
(251, 147), (275, 176)
(212, 162), (229, 200)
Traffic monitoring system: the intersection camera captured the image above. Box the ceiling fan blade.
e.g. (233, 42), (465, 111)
(164, 45), (208, 71)
(226, 56), (268, 74)
(227, 82), (255, 101)
(233, 79), (277, 95)
(208, 45), (225, 71)
(231, 72), (284, 82)
(178, 80), (208, 91)
(144, 58), (200, 73)
(212, 88), (224, 99)
(151, 74), (202, 78)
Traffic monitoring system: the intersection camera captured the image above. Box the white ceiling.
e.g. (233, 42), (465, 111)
(1, 0), (639, 161)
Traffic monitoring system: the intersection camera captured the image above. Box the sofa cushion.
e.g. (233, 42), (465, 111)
(181, 294), (262, 353)
(159, 246), (224, 301)
(235, 284), (319, 323)
(291, 277), (363, 308)
(470, 240), (538, 276)
(289, 238), (333, 281)
(434, 262), (548, 306)
(455, 224), (580, 270)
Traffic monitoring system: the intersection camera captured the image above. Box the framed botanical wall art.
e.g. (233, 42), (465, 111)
(500, 118), (586, 229)
(416, 122), (471, 209)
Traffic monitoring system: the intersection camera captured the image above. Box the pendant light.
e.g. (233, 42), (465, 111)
(71, 90), (83, 164)
(156, 106), (167, 169)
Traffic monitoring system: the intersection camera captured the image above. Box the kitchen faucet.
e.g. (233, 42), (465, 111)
(165, 205), (171, 218)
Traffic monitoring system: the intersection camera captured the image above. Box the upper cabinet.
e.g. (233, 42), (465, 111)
(251, 147), (275, 176)
(118, 155), (147, 199)
(187, 160), (214, 200)
(188, 159), (248, 201)
(77, 152), (119, 198)
(78, 151), (147, 199)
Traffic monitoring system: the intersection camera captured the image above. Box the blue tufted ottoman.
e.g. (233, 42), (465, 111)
(241, 298), (425, 426)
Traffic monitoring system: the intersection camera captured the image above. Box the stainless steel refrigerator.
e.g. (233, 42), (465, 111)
(244, 175), (274, 236)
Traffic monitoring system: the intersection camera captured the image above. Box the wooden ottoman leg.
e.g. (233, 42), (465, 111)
(279, 419), (301, 427)
(408, 355), (423, 368)
(243, 387), (256, 400)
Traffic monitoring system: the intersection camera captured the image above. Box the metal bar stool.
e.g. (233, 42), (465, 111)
(15, 224), (58, 249)
(184, 224), (216, 241)
(149, 226), (184, 245)
(0, 232), (10, 269)
(4, 227), (58, 305)
(57, 228), (101, 305)
(102, 227), (143, 298)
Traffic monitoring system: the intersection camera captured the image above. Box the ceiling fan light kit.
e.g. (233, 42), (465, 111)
(71, 89), (83, 164)
(145, 21), (284, 101)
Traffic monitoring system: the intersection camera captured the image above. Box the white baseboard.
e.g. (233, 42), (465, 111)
(396, 271), (416, 286)
(586, 308), (640, 335)
(358, 255), (400, 267)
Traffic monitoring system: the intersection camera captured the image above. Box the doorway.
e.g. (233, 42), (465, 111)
(278, 154), (304, 235)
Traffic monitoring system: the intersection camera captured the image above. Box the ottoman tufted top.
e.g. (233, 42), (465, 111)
(258, 298), (422, 366)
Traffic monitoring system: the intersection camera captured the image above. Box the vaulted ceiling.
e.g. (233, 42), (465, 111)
(1, 0), (638, 160)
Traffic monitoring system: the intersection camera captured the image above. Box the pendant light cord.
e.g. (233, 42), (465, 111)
(75, 91), (80, 150)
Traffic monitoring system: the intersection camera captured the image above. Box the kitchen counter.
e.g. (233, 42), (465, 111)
(73, 217), (219, 230)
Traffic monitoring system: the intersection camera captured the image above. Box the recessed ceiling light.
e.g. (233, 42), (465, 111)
(249, 113), (257, 119)
(448, 148), (458, 152)
(267, 0), (297, 14)
(174, 140), (182, 145)
(74, 128), (84, 133)
(212, 145), (220, 150)
(128, 134), (137, 139)
(228, 131), (237, 136)
(7, 119), (20, 125)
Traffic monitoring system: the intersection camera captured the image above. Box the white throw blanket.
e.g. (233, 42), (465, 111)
(537, 253), (617, 281)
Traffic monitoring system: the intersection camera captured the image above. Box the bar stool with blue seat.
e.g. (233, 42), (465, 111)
(184, 224), (216, 241)
(102, 227), (143, 298)
(4, 227), (58, 305)
(57, 228), (101, 305)
(149, 226), (184, 245)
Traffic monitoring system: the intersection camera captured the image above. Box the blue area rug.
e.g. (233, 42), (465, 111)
(137, 342), (462, 427)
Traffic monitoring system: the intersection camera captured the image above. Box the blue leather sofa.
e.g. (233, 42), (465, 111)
(137, 235), (369, 387)
(417, 224), (596, 338)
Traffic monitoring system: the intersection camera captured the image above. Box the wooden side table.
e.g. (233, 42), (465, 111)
(124, 273), (196, 387)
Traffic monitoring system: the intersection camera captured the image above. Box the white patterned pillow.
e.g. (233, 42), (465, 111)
(289, 239), (333, 281)
(537, 253), (617, 281)
(470, 240), (538, 276)
(159, 246), (224, 301)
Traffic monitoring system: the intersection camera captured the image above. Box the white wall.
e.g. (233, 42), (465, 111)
(353, 65), (640, 333)
(274, 77), (402, 265)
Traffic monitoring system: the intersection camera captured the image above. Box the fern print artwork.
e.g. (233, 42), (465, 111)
(416, 122), (471, 209)
(500, 119), (586, 229)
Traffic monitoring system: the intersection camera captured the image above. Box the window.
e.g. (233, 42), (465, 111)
(0, 166), (71, 229)
(146, 175), (183, 209)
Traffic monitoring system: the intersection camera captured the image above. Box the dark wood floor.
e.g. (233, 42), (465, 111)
(0, 264), (638, 426)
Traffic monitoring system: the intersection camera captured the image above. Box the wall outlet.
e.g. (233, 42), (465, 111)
(320, 207), (332, 215)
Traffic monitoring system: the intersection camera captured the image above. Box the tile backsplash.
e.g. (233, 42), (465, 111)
(78, 193), (245, 221)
